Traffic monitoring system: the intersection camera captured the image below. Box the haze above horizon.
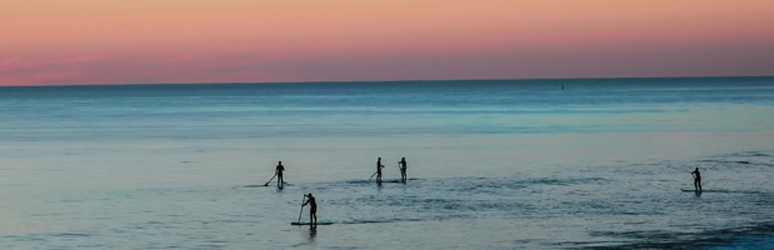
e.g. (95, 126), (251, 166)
(2, 0), (773, 87)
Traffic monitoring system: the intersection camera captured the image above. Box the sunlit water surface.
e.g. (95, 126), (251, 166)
(1, 77), (773, 249)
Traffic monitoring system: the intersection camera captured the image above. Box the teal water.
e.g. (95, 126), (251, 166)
(0, 77), (773, 249)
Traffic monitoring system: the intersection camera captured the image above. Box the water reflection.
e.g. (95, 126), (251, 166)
(308, 225), (317, 242)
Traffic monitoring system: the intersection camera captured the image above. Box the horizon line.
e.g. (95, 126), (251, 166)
(2, 75), (772, 88)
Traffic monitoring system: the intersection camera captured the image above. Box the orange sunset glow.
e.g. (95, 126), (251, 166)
(2, 0), (773, 86)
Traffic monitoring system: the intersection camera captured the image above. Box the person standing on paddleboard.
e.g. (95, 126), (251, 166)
(376, 157), (385, 184)
(276, 161), (285, 188)
(691, 167), (702, 191)
(302, 193), (317, 225)
(399, 157), (407, 183)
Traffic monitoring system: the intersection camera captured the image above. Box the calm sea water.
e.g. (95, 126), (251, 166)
(1, 77), (773, 249)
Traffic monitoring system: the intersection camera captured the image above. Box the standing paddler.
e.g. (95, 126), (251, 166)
(399, 157), (407, 183)
(275, 161), (285, 188)
(376, 157), (385, 184)
(302, 193), (317, 225)
(691, 167), (702, 192)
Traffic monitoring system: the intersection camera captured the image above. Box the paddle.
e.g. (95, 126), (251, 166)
(297, 195), (306, 224)
(368, 165), (385, 180)
(263, 174), (277, 186)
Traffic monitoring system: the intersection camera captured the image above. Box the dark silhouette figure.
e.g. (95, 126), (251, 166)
(376, 157), (385, 183)
(691, 167), (702, 191)
(302, 193), (317, 225)
(276, 161), (285, 187)
(399, 157), (407, 183)
(561, 84), (565, 90)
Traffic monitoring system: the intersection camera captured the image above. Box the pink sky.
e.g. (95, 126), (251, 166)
(2, 0), (773, 86)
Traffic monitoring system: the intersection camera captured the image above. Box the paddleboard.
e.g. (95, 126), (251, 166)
(681, 189), (741, 193)
(291, 222), (333, 226)
(244, 182), (290, 188)
(378, 180), (405, 183)
(681, 189), (700, 192)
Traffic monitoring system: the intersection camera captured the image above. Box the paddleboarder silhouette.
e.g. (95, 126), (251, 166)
(376, 157), (385, 184)
(275, 161), (285, 188)
(399, 157), (407, 183)
(691, 167), (702, 191)
(302, 193), (317, 225)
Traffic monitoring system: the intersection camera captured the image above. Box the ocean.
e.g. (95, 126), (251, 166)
(0, 77), (773, 249)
